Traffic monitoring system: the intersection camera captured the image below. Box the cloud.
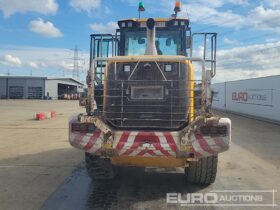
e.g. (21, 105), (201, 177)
(223, 38), (240, 45)
(0, 46), (89, 73)
(70, 0), (100, 14)
(266, 0), (280, 7)
(0, 54), (22, 67)
(214, 41), (280, 82)
(248, 6), (280, 33)
(27, 61), (39, 69)
(0, 0), (58, 18)
(90, 21), (118, 34)
(123, 0), (246, 28)
(29, 18), (63, 38)
(60, 61), (73, 70)
(180, 3), (246, 28)
(228, 0), (248, 5)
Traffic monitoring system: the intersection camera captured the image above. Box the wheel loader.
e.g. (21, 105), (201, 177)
(69, 2), (231, 185)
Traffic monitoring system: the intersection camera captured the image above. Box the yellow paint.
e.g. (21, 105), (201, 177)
(108, 55), (188, 63)
(102, 142), (113, 149)
(111, 156), (187, 167)
(187, 61), (195, 123)
(180, 144), (193, 151)
(102, 63), (109, 114)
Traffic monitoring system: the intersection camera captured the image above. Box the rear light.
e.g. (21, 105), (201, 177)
(200, 125), (227, 136)
(71, 123), (96, 133)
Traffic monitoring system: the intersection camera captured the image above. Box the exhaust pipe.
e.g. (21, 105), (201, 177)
(145, 18), (158, 55)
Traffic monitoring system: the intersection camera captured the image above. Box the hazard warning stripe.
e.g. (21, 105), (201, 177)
(74, 133), (85, 145)
(163, 132), (178, 153)
(70, 129), (229, 158)
(119, 132), (175, 157)
(213, 136), (228, 148)
(83, 131), (101, 151)
(117, 132), (138, 155)
(156, 133), (177, 156)
(195, 133), (216, 155)
(115, 131), (130, 150)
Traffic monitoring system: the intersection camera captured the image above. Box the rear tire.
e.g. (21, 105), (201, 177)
(85, 153), (115, 180)
(185, 155), (218, 185)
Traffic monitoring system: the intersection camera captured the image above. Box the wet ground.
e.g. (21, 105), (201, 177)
(0, 101), (279, 210)
(41, 112), (280, 210)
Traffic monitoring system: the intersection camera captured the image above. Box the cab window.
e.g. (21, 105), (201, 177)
(124, 30), (182, 56)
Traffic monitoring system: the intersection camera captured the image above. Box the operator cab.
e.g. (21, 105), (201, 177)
(89, 18), (192, 63)
(117, 18), (191, 56)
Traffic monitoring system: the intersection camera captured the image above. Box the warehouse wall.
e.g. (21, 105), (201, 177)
(212, 76), (280, 123)
(7, 78), (45, 99)
(0, 78), (45, 99)
(45, 80), (58, 99)
(0, 78), (7, 98)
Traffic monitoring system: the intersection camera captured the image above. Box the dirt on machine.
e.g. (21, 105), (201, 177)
(69, 1), (231, 185)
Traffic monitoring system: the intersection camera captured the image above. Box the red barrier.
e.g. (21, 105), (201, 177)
(51, 111), (57, 118)
(36, 111), (57, 120)
(36, 112), (46, 121)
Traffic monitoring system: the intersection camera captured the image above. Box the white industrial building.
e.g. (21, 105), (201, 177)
(0, 76), (84, 99)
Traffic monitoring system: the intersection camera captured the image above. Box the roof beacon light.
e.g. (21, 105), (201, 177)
(138, 2), (145, 19)
(174, 1), (181, 12)
(173, 1), (181, 18)
(138, 2), (145, 11)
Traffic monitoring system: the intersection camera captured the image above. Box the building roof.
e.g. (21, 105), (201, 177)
(0, 76), (85, 86)
(46, 77), (85, 86)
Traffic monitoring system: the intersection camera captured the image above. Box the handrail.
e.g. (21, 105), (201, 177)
(87, 56), (208, 116)
(191, 33), (217, 78)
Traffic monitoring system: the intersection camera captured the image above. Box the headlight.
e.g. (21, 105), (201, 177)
(164, 64), (173, 72)
(123, 64), (131, 72)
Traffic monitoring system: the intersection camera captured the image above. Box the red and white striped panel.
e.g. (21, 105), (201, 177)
(69, 117), (231, 158)
(69, 129), (180, 157)
(190, 118), (231, 158)
(113, 131), (179, 157)
(69, 131), (104, 154)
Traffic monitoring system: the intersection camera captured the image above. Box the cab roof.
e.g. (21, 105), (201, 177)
(119, 18), (189, 22)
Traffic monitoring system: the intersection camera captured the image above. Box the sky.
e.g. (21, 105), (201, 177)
(0, 0), (280, 83)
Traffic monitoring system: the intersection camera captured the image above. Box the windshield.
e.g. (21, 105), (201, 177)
(124, 30), (181, 56)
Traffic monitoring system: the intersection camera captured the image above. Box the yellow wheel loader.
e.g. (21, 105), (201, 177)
(69, 2), (231, 185)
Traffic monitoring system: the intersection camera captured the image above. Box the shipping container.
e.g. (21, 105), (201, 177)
(212, 75), (280, 123)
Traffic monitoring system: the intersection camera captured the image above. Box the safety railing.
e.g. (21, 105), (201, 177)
(92, 79), (205, 130)
(86, 57), (209, 127)
(191, 33), (217, 78)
